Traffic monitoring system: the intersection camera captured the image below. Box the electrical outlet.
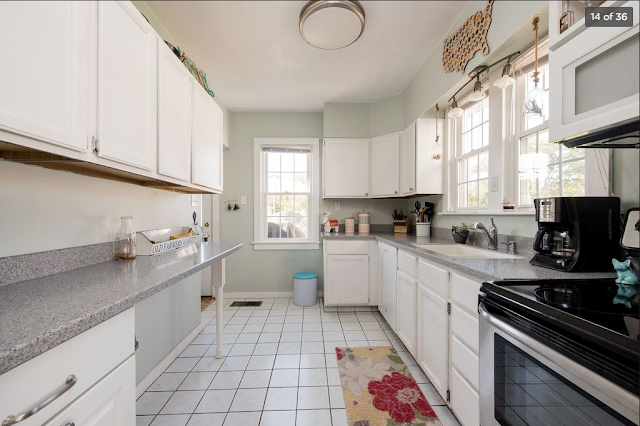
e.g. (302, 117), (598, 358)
(241, 196), (247, 205)
(490, 176), (499, 192)
(191, 195), (198, 207)
(335, 201), (341, 210)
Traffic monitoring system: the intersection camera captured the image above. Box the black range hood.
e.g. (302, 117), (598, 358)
(557, 117), (639, 149)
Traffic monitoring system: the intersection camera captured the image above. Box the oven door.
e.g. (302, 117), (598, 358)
(479, 302), (639, 426)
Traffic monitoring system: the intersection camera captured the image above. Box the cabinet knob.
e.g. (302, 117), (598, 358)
(409, 187), (414, 191)
(394, 191), (398, 194)
(365, 193), (369, 196)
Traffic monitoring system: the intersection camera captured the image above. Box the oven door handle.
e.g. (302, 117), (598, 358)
(479, 302), (639, 423)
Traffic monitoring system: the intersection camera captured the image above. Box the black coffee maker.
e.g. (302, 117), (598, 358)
(531, 197), (621, 272)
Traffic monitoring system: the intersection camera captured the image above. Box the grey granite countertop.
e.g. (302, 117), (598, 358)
(322, 232), (616, 282)
(0, 241), (242, 375)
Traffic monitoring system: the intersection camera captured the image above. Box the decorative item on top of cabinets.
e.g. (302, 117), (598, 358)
(523, 16), (545, 118)
(559, 0), (575, 34)
(166, 41), (215, 98)
(442, 0), (494, 73)
(430, 103), (443, 160)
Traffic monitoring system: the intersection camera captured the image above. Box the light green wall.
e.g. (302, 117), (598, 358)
(369, 93), (404, 137)
(324, 103), (370, 138)
(403, 1), (547, 128)
(221, 112), (325, 293)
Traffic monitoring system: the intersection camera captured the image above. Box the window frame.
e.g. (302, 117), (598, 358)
(454, 97), (491, 211)
(253, 138), (320, 250)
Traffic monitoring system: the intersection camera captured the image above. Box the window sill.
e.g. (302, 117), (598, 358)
(439, 210), (535, 216)
(252, 241), (321, 251)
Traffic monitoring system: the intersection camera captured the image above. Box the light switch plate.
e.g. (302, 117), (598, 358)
(490, 176), (499, 192)
(335, 202), (341, 210)
(191, 195), (198, 207)
(241, 196), (247, 205)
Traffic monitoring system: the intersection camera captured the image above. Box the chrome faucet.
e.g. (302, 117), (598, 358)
(470, 218), (498, 250)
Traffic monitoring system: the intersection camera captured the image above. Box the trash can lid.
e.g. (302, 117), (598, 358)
(294, 272), (317, 280)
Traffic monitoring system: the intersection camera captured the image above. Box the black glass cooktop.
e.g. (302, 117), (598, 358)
(490, 279), (639, 339)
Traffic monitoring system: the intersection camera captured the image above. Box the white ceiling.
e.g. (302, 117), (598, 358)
(144, 1), (471, 111)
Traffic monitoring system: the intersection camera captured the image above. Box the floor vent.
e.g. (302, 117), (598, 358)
(230, 301), (263, 307)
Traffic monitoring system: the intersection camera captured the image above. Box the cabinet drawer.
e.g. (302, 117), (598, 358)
(451, 335), (479, 392)
(450, 367), (480, 426)
(43, 356), (135, 426)
(397, 250), (418, 277)
(324, 240), (369, 255)
(418, 259), (449, 297)
(450, 273), (481, 317)
(0, 308), (135, 426)
(451, 304), (479, 354)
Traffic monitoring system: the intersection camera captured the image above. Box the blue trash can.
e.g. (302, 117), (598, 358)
(293, 272), (318, 307)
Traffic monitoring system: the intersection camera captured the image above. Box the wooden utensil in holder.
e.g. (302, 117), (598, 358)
(393, 219), (409, 234)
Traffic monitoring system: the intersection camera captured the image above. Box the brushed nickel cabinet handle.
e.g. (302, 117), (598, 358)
(2, 375), (77, 426)
(63, 423), (75, 426)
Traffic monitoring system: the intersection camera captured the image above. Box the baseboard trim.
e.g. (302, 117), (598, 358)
(136, 320), (206, 398)
(223, 291), (324, 299)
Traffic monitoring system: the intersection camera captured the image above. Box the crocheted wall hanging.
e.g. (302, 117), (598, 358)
(442, 1), (494, 74)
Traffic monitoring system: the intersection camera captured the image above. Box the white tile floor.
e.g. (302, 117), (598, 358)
(137, 298), (461, 426)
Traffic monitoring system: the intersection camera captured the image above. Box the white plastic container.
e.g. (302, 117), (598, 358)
(416, 222), (431, 237)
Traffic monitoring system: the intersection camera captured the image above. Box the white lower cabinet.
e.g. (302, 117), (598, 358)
(378, 242), (398, 332)
(0, 309), (135, 426)
(396, 270), (417, 356)
(417, 283), (449, 400)
(450, 367), (480, 426)
(324, 255), (369, 305)
(44, 356), (135, 426)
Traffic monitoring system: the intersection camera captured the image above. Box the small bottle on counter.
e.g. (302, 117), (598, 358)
(116, 216), (137, 259)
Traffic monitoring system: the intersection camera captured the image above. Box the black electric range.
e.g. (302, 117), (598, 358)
(480, 278), (640, 395)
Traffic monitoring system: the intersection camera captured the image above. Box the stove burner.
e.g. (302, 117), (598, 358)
(534, 283), (639, 316)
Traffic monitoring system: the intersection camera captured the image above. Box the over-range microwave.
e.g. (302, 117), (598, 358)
(549, 1), (639, 145)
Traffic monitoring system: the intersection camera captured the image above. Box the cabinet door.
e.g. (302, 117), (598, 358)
(0, 1), (90, 152)
(192, 84), (223, 191)
(371, 133), (400, 197)
(450, 367), (480, 426)
(415, 118), (444, 194)
(324, 255), (369, 305)
(378, 242), (397, 332)
(417, 283), (449, 401)
(97, 1), (157, 170)
(323, 138), (369, 198)
(43, 357), (135, 426)
(396, 270), (417, 356)
(157, 39), (192, 181)
(401, 122), (416, 195)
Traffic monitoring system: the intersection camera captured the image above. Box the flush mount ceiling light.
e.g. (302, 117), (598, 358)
(299, 0), (366, 50)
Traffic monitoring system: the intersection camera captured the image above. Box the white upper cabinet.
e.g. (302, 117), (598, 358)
(192, 84), (223, 191)
(323, 138), (370, 198)
(0, 1), (91, 152)
(157, 39), (192, 182)
(97, 1), (157, 171)
(401, 122), (417, 195)
(401, 119), (444, 196)
(371, 133), (400, 197)
(549, 1), (639, 143)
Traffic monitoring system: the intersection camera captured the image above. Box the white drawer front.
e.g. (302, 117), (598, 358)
(450, 367), (480, 426)
(451, 335), (479, 392)
(451, 304), (479, 354)
(450, 273), (481, 317)
(324, 240), (369, 255)
(397, 250), (418, 277)
(418, 259), (449, 297)
(43, 356), (135, 426)
(0, 308), (135, 426)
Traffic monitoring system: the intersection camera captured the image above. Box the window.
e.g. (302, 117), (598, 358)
(514, 54), (586, 206)
(456, 97), (490, 209)
(253, 138), (320, 250)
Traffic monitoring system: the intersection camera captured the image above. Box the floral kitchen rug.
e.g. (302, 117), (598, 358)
(336, 346), (441, 426)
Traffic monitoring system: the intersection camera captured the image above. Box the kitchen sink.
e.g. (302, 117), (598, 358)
(412, 244), (522, 260)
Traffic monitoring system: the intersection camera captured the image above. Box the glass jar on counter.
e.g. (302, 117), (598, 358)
(116, 216), (137, 259)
